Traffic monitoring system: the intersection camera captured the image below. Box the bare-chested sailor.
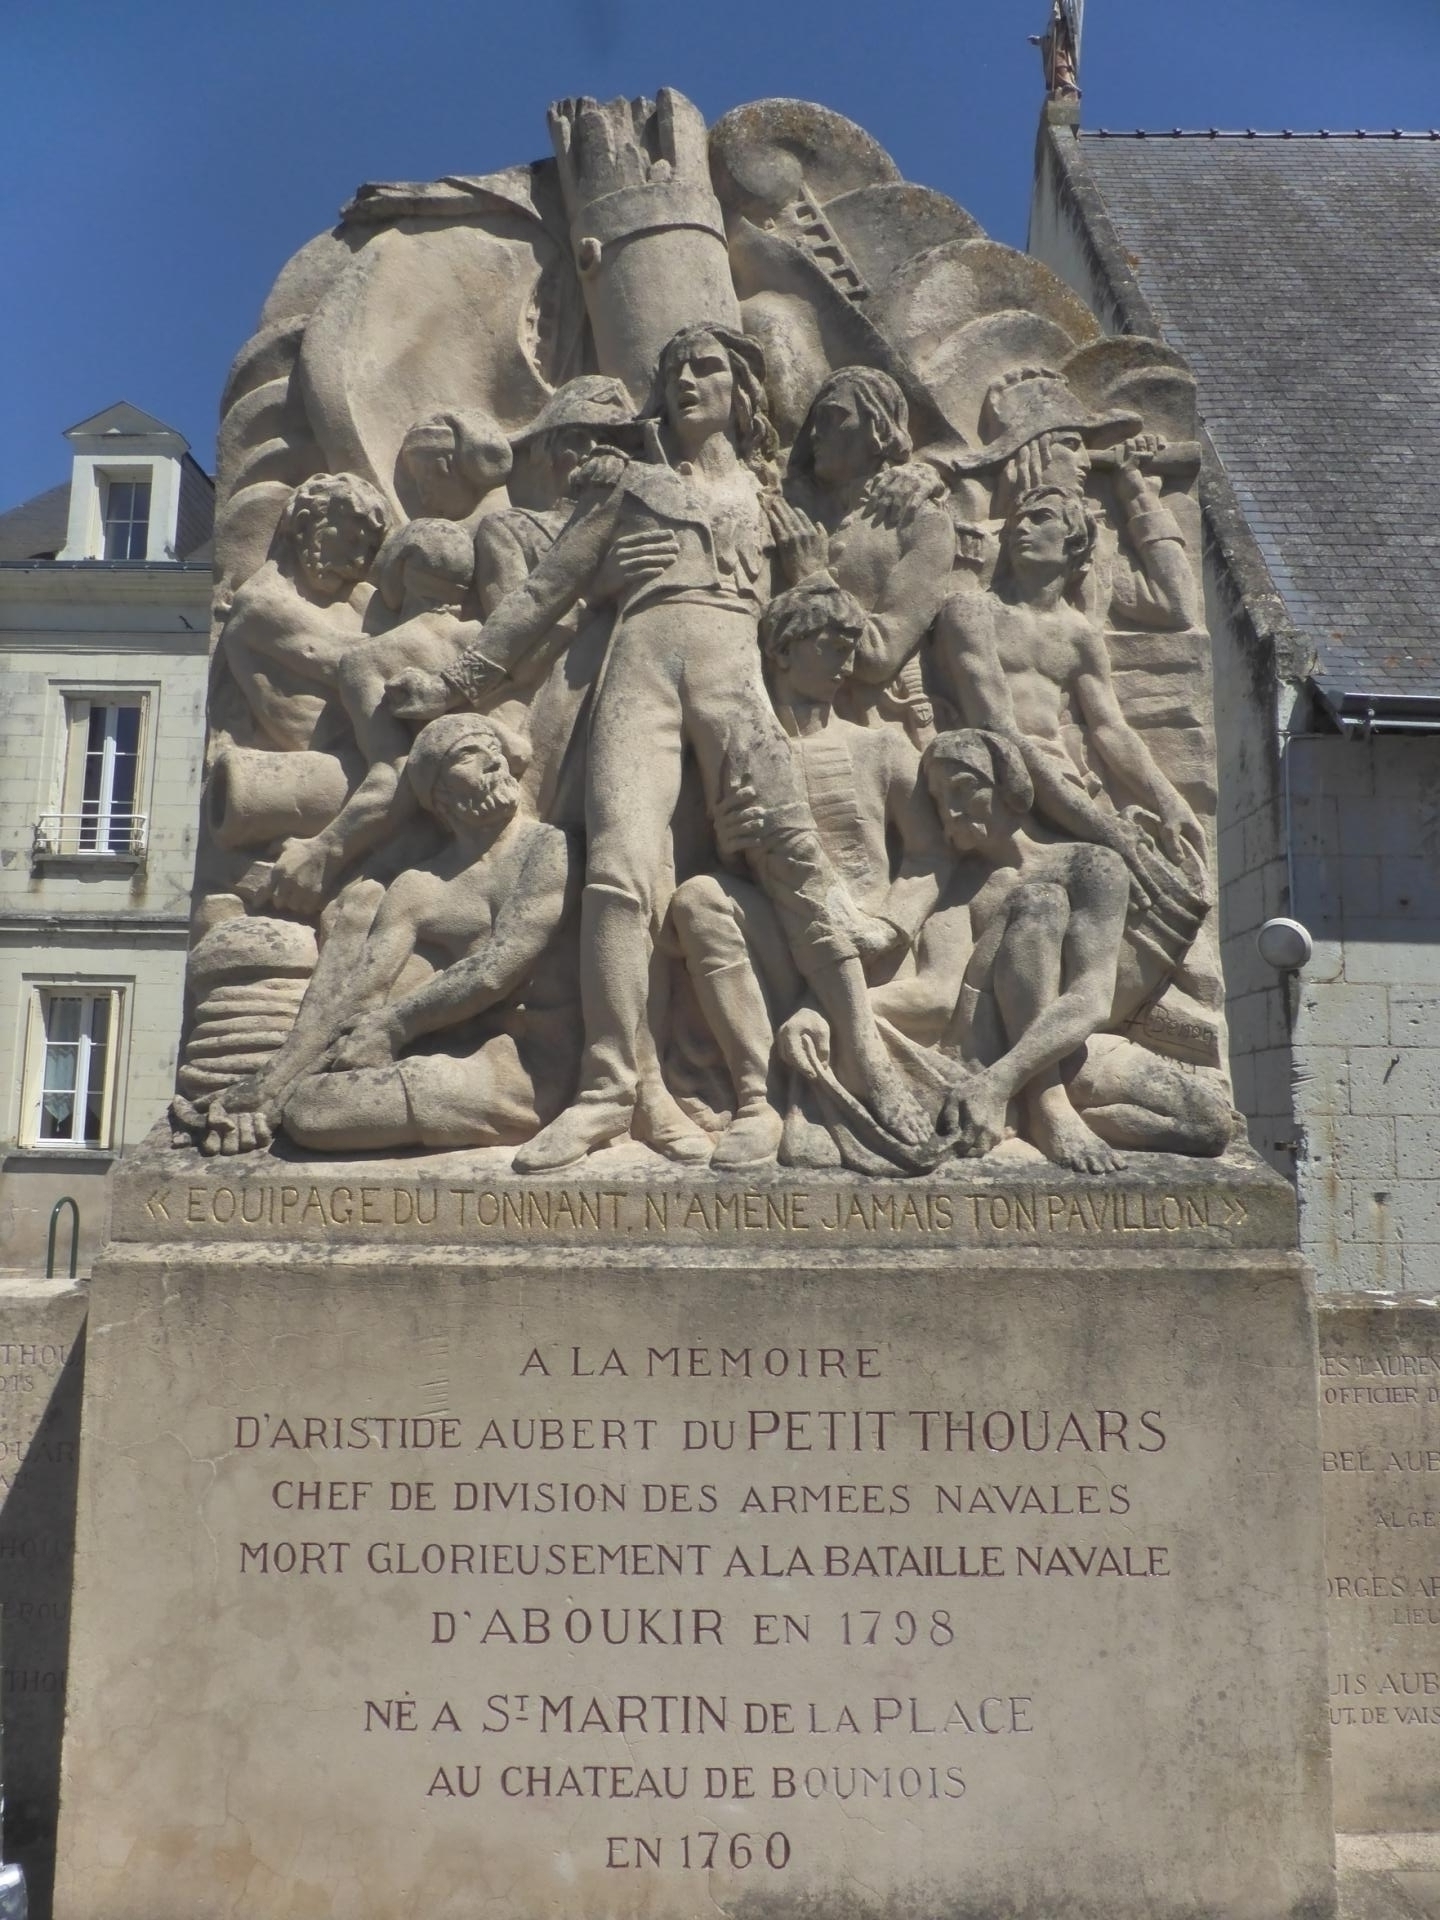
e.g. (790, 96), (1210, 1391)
(208, 714), (579, 1156)
(216, 471), (391, 757)
(933, 476), (1209, 966)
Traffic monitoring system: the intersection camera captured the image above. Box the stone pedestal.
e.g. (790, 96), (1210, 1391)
(1319, 1297), (1440, 1835)
(51, 1144), (1335, 1919)
(0, 1280), (86, 1917)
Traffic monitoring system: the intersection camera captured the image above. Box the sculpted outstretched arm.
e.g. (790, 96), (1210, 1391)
(1105, 458), (1199, 632)
(446, 493), (618, 699)
(1072, 627), (1204, 860)
(226, 575), (355, 685)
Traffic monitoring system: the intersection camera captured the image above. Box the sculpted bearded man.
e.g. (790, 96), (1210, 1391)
(203, 714), (579, 1156)
(217, 470), (391, 761)
(393, 325), (930, 1172)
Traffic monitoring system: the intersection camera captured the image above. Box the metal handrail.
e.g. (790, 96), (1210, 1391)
(33, 810), (149, 857)
(46, 1196), (80, 1280)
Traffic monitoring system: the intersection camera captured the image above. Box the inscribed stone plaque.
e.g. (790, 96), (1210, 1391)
(54, 1216), (1332, 1919)
(1320, 1298), (1440, 1832)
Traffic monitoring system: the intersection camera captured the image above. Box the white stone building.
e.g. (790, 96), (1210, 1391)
(1028, 109), (1440, 1297)
(0, 405), (212, 1274)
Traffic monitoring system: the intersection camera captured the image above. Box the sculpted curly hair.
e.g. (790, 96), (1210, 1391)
(280, 471), (391, 557)
(759, 576), (870, 668)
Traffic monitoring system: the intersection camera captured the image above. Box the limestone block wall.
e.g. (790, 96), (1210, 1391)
(0, 639), (207, 918)
(1290, 735), (1440, 1293)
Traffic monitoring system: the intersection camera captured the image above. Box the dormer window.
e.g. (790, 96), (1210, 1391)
(56, 403), (203, 563)
(102, 478), (152, 560)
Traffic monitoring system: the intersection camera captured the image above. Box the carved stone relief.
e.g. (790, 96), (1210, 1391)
(175, 90), (1232, 1177)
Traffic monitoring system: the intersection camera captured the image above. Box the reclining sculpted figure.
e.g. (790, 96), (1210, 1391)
(200, 714), (579, 1157)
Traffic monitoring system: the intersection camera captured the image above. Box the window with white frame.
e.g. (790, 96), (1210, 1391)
(102, 478), (151, 560)
(25, 989), (121, 1149)
(35, 696), (148, 857)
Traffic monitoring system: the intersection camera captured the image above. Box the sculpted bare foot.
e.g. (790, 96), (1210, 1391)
(1031, 1103), (1122, 1176)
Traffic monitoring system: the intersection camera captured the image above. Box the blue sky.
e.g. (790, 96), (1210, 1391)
(5, 0), (1437, 507)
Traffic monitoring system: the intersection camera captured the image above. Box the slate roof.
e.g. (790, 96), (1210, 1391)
(0, 481), (71, 560)
(0, 467), (215, 564)
(1074, 133), (1440, 709)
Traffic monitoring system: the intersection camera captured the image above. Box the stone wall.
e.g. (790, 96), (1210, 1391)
(1292, 735), (1440, 1295)
(1206, 575), (1294, 1179)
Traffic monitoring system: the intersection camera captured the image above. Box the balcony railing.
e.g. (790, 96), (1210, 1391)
(33, 811), (149, 859)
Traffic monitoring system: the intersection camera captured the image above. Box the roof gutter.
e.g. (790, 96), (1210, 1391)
(1314, 684), (1440, 736)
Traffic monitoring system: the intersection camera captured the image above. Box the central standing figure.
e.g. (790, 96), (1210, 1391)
(393, 326), (929, 1170)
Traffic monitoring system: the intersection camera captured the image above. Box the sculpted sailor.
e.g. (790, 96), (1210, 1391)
(392, 324), (932, 1170)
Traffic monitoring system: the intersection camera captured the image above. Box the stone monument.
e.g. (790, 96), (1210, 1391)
(53, 92), (1335, 1918)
